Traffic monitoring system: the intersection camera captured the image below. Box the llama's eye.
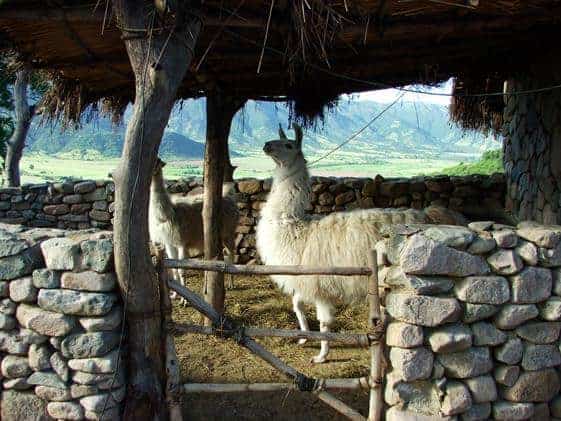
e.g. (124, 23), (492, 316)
(286, 144), (293, 149)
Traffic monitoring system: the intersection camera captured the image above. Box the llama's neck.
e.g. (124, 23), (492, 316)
(262, 157), (311, 222)
(150, 171), (175, 221)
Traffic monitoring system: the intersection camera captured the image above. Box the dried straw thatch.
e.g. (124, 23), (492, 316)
(449, 76), (505, 135)
(1, 1), (561, 127)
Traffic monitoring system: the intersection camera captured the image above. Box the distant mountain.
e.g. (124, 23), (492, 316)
(27, 120), (206, 160)
(159, 132), (206, 160)
(24, 98), (500, 160)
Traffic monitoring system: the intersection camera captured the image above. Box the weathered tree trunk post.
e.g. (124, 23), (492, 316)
(503, 71), (561, 224)
(111, 2), (200, 419)
(202, 92), (245, 324)
(3, 66), (32, 187)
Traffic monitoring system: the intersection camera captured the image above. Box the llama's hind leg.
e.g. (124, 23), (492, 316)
(292, 295), (310, 345)
(312, 300), (335, 364)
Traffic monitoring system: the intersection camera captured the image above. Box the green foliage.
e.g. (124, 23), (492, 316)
(437, 149), (503, 176)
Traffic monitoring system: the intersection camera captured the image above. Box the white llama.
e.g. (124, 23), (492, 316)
(149, 157), (239, 291)
(256, 124), (466, 363)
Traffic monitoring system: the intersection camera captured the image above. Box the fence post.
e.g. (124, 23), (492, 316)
(367, 250), (383, 421)
(154, 246), (184, 421)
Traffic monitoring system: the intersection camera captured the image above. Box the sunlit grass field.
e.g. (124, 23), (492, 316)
(18, 150), (497, 184)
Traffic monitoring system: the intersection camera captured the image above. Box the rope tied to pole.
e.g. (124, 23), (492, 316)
(212, 315), (248, 345)
(295, 373), (319, 392)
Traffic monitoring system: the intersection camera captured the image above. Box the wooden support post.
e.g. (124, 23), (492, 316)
(367, 250), (383, 421)
(110, 2), (200, 419)
(155, 246), (183, 421)
(202, 92), (246, 324)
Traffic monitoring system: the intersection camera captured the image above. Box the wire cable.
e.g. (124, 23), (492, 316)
(308, 92), (405, 166)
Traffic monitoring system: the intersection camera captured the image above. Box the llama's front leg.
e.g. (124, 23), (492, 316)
(165, 245), (179, 299)
(292, 295), (310, 345)
(224, 246), (235, 290)
(312, 301), (335, 364)
(177, 247), (189, 307)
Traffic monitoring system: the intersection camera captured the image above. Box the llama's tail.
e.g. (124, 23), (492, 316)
(424, 205), (468, 226)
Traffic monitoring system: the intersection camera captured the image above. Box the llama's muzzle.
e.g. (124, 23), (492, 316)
(263, 143), (273, 154)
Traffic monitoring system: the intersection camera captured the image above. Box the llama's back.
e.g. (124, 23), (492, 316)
(174, 195), (239, 255)
(263, 207), (427, 305)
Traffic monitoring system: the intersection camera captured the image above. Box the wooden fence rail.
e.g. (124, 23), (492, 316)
(172, 322), (379, 346)
(183, 377), (370, 393)
(165, 258), (372, 276)
(161, 251), (384, 421)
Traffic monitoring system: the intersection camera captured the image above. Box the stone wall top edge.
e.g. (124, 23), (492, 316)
(0, 172), (506, 195)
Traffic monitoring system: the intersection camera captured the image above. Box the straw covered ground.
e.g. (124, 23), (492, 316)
(172, 271), (372, 420)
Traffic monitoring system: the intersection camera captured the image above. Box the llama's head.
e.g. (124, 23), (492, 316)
(153, 157), (167, 175)
(263, 123), (304, 167)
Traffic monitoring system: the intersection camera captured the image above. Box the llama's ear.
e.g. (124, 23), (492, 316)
(155, 157), (166, 168)
(278, 124), (288, 140)
(293, 123), (303, 150)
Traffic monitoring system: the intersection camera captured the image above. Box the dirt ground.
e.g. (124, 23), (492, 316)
(172, 272), (372, 420)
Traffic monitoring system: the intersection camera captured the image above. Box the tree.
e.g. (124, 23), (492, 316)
(0, 58), (14, 165)
(0, 57), (48, 187)
(110, 2), (201, 419)
(3, 66), (32, 187)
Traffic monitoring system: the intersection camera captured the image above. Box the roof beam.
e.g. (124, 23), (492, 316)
(0, 6), (266, 28)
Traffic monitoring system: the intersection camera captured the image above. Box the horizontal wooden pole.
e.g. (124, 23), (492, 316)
(172, 323), (377, 346)
(0, 8), (263, 28)
(183, 377), (370, 393)
(164, 259), (372, 276)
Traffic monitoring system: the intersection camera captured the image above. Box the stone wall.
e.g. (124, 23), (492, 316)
(0, 223), (124, 421)
(380, 221), (561, 420)
(503, 74), (561, 225)
(0, 173), (505, 263)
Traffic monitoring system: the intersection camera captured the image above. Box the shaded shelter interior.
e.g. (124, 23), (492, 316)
(1, 1), (561, 126)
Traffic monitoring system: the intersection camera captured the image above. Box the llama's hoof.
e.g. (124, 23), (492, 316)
(311, 355), (327, 364)
(297, 338), (308, 345)
(170, 291), (177, 299)
(180, 298), (189, 307)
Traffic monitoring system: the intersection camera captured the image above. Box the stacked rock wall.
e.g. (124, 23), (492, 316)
(0, 223), (124, 421)
(0, 173), (505, 263)
(381, 221), (561, 420)
(503, 74), (561, 225)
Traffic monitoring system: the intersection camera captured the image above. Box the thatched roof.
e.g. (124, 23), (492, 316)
(449, 75), (505, 135)
(1, 1), (561, 124)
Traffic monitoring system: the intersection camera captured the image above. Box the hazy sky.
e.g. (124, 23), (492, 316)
(355, 78), (453, 105)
